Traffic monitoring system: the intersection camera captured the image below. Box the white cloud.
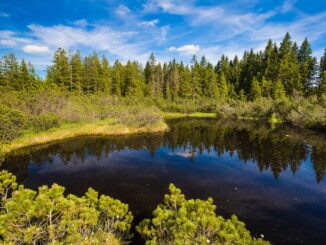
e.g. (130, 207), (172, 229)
(23, 44), (50, 54)
(280, 0), (297, 13)
(139, 19), (159, 27)
(72, 19), (89, 27)
(0, 30), (31, 47)
(115, 4), (131, 17)
(169, 44), (200, 55)
(25, 24), (148, 62)
(0, 39), (16, 47)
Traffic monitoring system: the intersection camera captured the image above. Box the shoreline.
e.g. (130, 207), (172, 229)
(1, 118), (168, 154)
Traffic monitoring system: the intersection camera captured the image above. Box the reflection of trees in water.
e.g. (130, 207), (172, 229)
(3, 118), (326, 182)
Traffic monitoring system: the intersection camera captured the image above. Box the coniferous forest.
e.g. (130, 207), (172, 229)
(1, 33), (325, 100)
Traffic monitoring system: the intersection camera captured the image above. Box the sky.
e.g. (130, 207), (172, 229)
(0, 0), (325, 76)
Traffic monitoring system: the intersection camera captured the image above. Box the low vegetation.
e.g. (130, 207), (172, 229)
(137, 183), (269, 244)
(0, 171), (269, 244)
(0, 170), (133, 244)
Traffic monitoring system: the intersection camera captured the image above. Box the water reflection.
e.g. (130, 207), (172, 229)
(4, 118), (326, 183)
(2, 118), (326, 244)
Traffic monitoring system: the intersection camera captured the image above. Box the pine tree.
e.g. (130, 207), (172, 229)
(70, 50), (84, 94)
(191, 55), (202, 99)
(100, 56), (111, 94)
(298, 38), (316, 95)
(278, 33), (301, 95)
(273, 79), (286, 100)
(318, 49), (326, 98)
(250, 77), (261, 100)
(124, 61), (143, 97)
(19, 59), (30, 90)
(218, 71), (228, 100)
(1, 54), (20, 90)
(263, 40), (279, 83)
(111, 60), (123, 96)
(261, 76), (272, 97)
(179, 65), (192, 99)
(47, 48), (70, 89)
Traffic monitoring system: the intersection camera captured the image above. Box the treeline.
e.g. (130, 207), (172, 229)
(0, 33), (325, 100)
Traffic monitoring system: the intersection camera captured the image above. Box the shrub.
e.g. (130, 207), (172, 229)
(0, 170), (133, 244)
(30, 113), (61, 132)
(0, 105), (29, 143)
(136, 183), (270, 244)
(115, 106), (162, 127)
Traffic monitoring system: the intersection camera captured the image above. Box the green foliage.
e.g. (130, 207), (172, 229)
(0, 170), (132, 244)
(136, 183), (269, 245)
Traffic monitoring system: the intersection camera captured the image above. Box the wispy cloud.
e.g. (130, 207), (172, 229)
(139, 19), (159, 27)
(169, 44), (200, 56)
(0, 12), (9, 17)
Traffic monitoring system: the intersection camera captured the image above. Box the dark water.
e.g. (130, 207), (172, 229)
(3, 118), (326, 245)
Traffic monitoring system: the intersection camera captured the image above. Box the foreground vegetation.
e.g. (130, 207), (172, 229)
(0, 170), (269, 244)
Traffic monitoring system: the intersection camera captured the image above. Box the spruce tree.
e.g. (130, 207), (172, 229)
(278, 33), (301, 95)
(100, 56), (111, 94)
(318, 49), (326, 98)
(111, 60), (123, 96)
(47, 48), (70, 89)
(298, 38), (316, 95)
(70, 50), (84, 94)
(250, 77), (261, 100)
(273, 79), (286, 100)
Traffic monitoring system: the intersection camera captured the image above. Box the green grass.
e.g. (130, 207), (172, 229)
(2, 118), (168, 154)
(163, 112), (216, 119)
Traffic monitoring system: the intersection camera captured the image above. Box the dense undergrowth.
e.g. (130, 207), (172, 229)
(0, 88), (325, 148)
(0, 170), (269, 244)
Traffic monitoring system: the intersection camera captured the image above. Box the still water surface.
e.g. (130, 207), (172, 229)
(3, 118), (326, 244)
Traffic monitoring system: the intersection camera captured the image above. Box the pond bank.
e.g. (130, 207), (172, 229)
(1, 118), (168, 154)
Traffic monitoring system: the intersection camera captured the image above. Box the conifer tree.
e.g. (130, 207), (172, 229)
(250, 77), (261, 100)
(318, 49), (326, 98)
(298, 38), (316, 95)
(70, 50), (84, 94)
(100, 56), (111, 94)
(218, 71), (229, 100)
(178, 64), (192, 98)
(273, 79), (286, 100)
(191, 55), (202, 99)
(111, 60), (123, 96)
(47, 48), (70, 89)
(278, 33), (301, 95)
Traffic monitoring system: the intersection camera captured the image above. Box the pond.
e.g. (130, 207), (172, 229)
(3, 118), (326, 244)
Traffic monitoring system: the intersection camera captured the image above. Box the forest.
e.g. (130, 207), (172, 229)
(1, 33), (325, 100)
(0, 32), (325, 155)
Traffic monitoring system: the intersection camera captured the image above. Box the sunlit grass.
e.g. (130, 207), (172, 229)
(163, 112), (216, 119)
(2, 118), (168, 154)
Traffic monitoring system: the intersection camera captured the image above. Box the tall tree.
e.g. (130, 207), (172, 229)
(70, 50), (84, 94)
(278, 33), (301, 95)
(318, 49), (326, 98)
(47, 48), (70, 89)
(298, 38), (316, 95)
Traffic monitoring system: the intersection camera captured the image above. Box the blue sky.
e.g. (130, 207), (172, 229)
(0, 0), (325, 75)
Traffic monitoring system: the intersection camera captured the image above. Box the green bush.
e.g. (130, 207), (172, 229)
(30, 113), (61, 132)
(136, 183), (269, 244)
(0, 105), (29, 143)
(0, 170), (132, 244)
(115, 106), (162, 127)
